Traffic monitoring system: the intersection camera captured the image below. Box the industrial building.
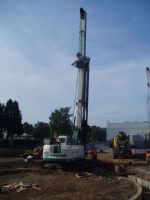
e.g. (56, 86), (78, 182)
(106, 121), (149, 147)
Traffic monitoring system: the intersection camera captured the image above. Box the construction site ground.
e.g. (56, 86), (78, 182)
(0, 148), (149, 200)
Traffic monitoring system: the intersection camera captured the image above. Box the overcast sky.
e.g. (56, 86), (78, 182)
(0, 0), (150, 127)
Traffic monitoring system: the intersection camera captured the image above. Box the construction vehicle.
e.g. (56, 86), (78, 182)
(111, 132), (132, 159)
(43, 8), (90, 162)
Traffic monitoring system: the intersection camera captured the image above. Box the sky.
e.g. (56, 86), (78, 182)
(0, 0), (150, 127)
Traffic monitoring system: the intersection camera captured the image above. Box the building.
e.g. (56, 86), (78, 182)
(106, 121), (148, 143)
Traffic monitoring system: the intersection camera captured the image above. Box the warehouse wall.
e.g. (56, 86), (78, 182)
(106, 121), (148, 142)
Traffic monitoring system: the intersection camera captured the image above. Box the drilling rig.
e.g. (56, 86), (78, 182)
(43, 8), (90, 162)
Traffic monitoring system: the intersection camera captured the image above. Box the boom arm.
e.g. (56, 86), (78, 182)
(74, 8), (90, 128)
(72, 8), (90, 146)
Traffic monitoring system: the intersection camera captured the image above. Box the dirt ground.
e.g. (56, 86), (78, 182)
(0, 150), (139, 200)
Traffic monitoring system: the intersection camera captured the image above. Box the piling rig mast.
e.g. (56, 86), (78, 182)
(72, 8), (90, 147)
(146, 67), (150, 129)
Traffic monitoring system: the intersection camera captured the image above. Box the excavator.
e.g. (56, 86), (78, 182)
(111, 132), (132, 159)
(43, 8), (90, 162)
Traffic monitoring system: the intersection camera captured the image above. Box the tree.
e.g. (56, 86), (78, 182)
(5, 99), (23, 138)
(0, 103), (5, 138)
(49, 107), (72, 137)
(23, 122), (34, 135)
(32, 122), (50, 139)
(99, 128), (106, 141)
(91, 126), (106, 142)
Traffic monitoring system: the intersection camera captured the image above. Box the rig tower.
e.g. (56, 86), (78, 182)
(72, 8), (90, 146)
(146, 67), (150, 129)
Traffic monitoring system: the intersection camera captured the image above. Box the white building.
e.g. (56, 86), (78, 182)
(106, 121), (148, 141)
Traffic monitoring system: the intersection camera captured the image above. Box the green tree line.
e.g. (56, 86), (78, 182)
(0, 99), (23, 139)
(23, 107), (72, 140)
(0, 100), (106, 142)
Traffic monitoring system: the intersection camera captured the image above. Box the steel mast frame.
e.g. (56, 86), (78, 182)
(72, 8), (90, 145)
(146, 67), (150, 129)
(73, 8), (90, 128)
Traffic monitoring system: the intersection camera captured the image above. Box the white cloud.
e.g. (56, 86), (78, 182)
(88, 57), (149, 126)
(0, 34), (149, 126)
(0, 1), (150, 127)
(0, 36), (77, 124)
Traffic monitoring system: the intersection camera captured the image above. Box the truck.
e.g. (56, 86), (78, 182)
(111, 132), (132, 159)
(43, 8), (90, 162)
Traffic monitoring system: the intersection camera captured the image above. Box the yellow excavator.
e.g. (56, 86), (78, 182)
(111, 132), (132, 159)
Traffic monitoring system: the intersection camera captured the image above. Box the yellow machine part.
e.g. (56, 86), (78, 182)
(113, 137), (119, 149)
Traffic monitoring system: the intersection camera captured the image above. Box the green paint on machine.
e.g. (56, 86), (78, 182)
(43, 157), (83, 162)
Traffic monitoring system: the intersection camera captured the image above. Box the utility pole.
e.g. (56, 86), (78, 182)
(146, 67), (150, 129)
